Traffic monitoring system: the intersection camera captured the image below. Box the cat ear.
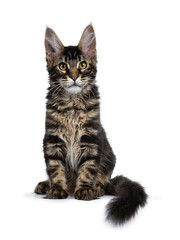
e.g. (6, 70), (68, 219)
(78, 25), (96, 59)
(45, 27), (64, 61)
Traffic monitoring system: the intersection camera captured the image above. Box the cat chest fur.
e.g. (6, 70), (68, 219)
(55, 107), (87, 171)
(47, 97), (99, 171)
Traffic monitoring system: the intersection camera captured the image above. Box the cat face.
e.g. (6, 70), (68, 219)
(45, 25), (97, 94)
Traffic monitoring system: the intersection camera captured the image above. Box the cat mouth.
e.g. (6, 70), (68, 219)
(64, 82), (83, 94)
(68, 83), (81, 88)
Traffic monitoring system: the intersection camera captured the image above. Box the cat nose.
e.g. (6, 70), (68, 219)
(71, 75), (78, 81)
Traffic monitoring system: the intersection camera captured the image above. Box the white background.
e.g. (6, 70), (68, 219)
(0, 0), (180, 239)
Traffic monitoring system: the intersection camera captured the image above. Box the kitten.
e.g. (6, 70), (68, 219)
(34, 25), (147, 225)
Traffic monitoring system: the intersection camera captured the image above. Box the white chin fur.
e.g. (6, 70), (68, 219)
(65, 85), (82, 94)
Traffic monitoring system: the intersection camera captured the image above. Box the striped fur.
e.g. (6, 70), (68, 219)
(35, 25), (147, 225)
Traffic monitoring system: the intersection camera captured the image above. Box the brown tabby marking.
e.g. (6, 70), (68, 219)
(46, 185), (68, 199)
(35, 180), (49, 194)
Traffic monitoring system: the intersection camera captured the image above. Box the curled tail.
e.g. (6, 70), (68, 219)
(105, 175), (148, 225)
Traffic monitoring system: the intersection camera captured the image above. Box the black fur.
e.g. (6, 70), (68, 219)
(105, 176), (148, 225)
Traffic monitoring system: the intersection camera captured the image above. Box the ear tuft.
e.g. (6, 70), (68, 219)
(45, 28), (64, 61)
(78, 25), (96, 59)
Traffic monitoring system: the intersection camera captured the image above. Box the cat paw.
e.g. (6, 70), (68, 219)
(46, 185), (68, 199)
(34, 181), (49, 194)
(74, 187), (95, 200)
(95, 183), (105, 198)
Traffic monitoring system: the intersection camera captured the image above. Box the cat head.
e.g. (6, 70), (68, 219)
(45, 25), (97, 94)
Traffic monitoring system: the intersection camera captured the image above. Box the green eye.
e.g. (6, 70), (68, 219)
(79, 61), (87, 70)
(59, 62), (67, 71)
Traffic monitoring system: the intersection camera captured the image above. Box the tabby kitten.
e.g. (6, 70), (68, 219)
(34, 25), (147, 225)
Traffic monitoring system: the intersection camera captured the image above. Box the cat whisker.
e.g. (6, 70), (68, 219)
(50, 84), (63, 96)
(50, 84), (60, 90)
(87, 82), (96, 99)
(52, 85), (63, 96)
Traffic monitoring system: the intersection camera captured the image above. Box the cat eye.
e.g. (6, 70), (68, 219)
(79, 61), (87, 70)
(59, 62), (67, 71)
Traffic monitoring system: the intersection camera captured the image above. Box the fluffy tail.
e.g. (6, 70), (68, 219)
(105, 175), (148, 225)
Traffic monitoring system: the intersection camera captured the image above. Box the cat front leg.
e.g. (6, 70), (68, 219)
(74, 135), (100, 200)
(46, 160), (68, 199)
(94, 174), (109, 197)
(74, 159), (98, 200)
(44, 134), (68, 199)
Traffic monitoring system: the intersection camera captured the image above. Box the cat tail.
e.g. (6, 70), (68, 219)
(105, 175), (148, 225)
